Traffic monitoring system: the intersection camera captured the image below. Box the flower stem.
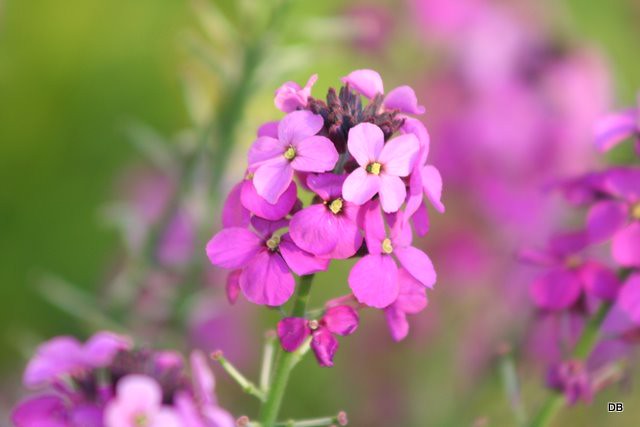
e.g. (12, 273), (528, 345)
(527, 302), (612, 427)
(259, 274), (315, 427)
(212, 350), (266, 401)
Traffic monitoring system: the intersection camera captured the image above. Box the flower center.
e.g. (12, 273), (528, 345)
(308, 319), (319, 330)
(632, 203), (640, 220)
(134, 414), (149, 427)
(366, 162), (382, 175)
(328, 198), (343, 214)
(564, 255), (581, 269)
(381, 238), (393, 254)
(283, 146), (296, 160)
(266, 235), (281, 251)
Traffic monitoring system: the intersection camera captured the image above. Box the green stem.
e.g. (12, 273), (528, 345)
(527, 302), (612, 427)
(259, 275), (315, 427)
(212, 351), (266, 401)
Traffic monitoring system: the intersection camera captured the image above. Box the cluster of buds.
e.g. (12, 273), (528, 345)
(11, 331), (234, 427)
(207, 70), (443, 365)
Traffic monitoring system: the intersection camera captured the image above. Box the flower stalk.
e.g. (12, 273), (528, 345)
(212, 350), (266, 401)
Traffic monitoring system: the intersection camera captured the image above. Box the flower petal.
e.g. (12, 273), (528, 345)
(361, 199), (385, 255)
(206, 228), (262, 269)
(612, 222), (640, 268)
(379, 174), (407, 213)
(349, 254), (399, 308)
(384, 307), (409, 342)
(347, 122), (384, 166)
(306, 173), (347, 200)
(530, 269), (582, 310)
(239, 251), (295, 306)
(401, 117), (430, 163)
(310, 328), (339, 367)
(394, 268), (428, 313)
(322, 213), (363, 259)
(226, 270), (242, 304)
(384, 85), (425, 114)
(586, 200), (628, 242)
(221, 182), (250, 228)
(241, 179), (297, 220)
(257, 121), (279, 138)
(579, 261), (620, 302)
(116, 374), (163, 409)
(291, 136), (339, 172)
(278, 233), (329, 275)
(247, 136), (286, 167)
(394, 246), (436, 288)
(422, 165), (445, 213)
(190, 350), (215, 406)
(342, 167), (380, 206)
(411, 202), (430, 236)
(278, 110), (324, 144)
(341, 69), (384, 99)
(253, 157), (294, 204)
(322, 306), (359, 336)
(289, 204), (339, 255)
(618, 274), (640, 324)
(83, 332), (132, 368)
(594, 109), (637, 152)
(277, 317), (310, 352)
(11, 395), (68, 427)
(24, 337), (84, 388)
(378, 133), (419, 177)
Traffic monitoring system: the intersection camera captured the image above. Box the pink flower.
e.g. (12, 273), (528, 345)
(546, 360), (593, 405)
(522, 232), (620, 311)
(274, 74), (318, 113)
(384, 268), (429, 341)
(594, 98), (639, 153)
(348, 201), (436, 308)
(105, 375), (181, 427)
(206, 218), (329, 306)
(289, 173), (363, 259)
(618, 273), (640, 325)
(342, 69), (425, 115)
(24, 331), (131, 389)
(277, 305), (359, 367)
(342, 123), (419, 213)
(11, 395), (103, 427)
(248, 111), (339, 203)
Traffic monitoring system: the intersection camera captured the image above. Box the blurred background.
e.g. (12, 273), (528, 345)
(1, 0), (640, 425)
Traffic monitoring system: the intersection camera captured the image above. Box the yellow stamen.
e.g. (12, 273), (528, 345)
(632, 203), (640, 220)
(565, 255), (581, 269)
(246, 172), (254, 180)
(134, 414), (149, 427)
(283, 146), (296, 160)
(382, 238), (393, 254)
(328, 198), (343, 214)
(266, 235), (281, 251)
(367, 162), (382, 175)
(308, 319), (319, 330)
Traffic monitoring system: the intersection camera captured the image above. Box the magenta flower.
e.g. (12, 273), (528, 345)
(522, 232), (620, 311)
(105, 375), (181, 427)
(12, 395), (103, 427)
(594, 98), (639, 153)
(206, 217), (329, 306)
(274, 74), (318, 113)
(248, 110), (339, 203)
(342, 69), (425, 115)
(585, 168), (640, 267)
(277, 305), (359, 367)
(618, 273), (640, 325)
(289, 173), (363, 259)
(348, 200), (436, 308)
(546, 360), (593, 405)
(384, 268), (429, 341)
(24, 331), (132, 389)
(342, 123), (419, 213)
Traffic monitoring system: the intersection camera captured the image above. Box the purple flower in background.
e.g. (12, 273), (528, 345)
(274, 74), (318, 113)
(289, 173), (363, 259)
(594, 97), (639, 153)
(12, 395), (103, 427)
(342, 69), (426, 115)
(277, 305), (359, 367)
(385, 268), (429, 341)
(206, 217), (328, 306)
(105, 375), (181, 427)
(522, 232), (620, 311)
(248, 111), (338, 203)
(349, 200), (436, 308)
(618, 273), (640, 325)
(546, 360), (593, 405)
(585, 168), (640, 267)
(343, 123), (419, 213)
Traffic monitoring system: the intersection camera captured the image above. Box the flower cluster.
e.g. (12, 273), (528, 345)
(523, 97), (640, 404)
(11, 331), (234, 427)
(207, 70), (443, 363)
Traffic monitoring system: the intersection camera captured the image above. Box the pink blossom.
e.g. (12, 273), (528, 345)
(594, 97), (639, 153)
(104, 375), (181, 427)
(248, 111), (339, 203)
(384, 268), (428, 341)
(277, 305), (359, 367)
(546, 360), (593, 405)
(342, 69), (425, 115)
(274, 74), (318, 113)
(206, 218), (329, 306)
(11, 395), (103, 427)
(342, 123), (419, 213)
(348, 201), (436, 308)
(289, 173), (363, 259)
(618, 274), (640, 325)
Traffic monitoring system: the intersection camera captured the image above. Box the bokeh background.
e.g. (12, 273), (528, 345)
(1, 0), (640, 425)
